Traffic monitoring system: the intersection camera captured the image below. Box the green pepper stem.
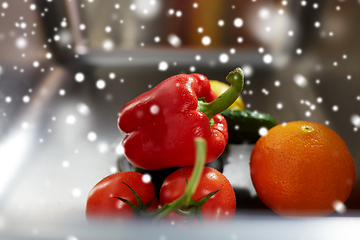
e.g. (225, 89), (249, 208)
(152, 138), (207, 223)
(197, 67), (244, 120)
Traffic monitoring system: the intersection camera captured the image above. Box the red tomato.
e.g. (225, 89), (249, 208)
(159, 166), (236, 222)
(86, 171), (157, 222)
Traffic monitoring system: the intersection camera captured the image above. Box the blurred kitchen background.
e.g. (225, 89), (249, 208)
(0, 0), (360, 239)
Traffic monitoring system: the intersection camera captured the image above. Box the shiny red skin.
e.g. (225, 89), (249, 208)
(118, 73), (228, 171)
(159, 166), (237, 222)
(86, 171), (157, 222)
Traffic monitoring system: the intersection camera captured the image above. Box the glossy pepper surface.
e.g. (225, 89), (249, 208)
(118, 68), (244, 171)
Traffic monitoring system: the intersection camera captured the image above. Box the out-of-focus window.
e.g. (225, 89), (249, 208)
(69, 0), (289, 52)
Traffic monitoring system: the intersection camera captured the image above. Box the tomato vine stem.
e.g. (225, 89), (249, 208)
(152, 137), (207, 223)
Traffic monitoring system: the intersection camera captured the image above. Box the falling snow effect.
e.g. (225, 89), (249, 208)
(21, 122), (29, 129)
(242, 65), (253, 77)
(333, 200), (347, 214)
(102, 39), (114, 51)
(75, 73), (85, 82)
(201, 36), (211, 46)
(22, 95), (30, 103)
(77, 103), (90, 116)
(109, 72), (116, 79)
(167, 34), (181, 48)
(66, 235), (79, 240)
(71, 188), (82, 198)
(351, 115), (360, 127)
(233, 18), (244, 28)
(258, 127), (268, 136)
(62, 160), (70, 168)
(0, 0), (359, 237)
(65, 115), (76, 125)
(263, 54), (273, 64)
(87, 132), (97, 142)
(294, 74), (308, 87)
(98, 142), (109, 154)
(219, 53), (229, 63)
(158, 61), (168, 71)
(150, 104), (160, 115)
(33, 61), (39, 68)
(15, 37), (27, 49)
(142, 174), (152, 183)
(154, 36), (160, 42)
(96, 80), (106, 89)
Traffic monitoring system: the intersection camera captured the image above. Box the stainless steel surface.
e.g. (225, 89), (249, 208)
(1, 215), (360, 240)
(0, 0), (360, 239)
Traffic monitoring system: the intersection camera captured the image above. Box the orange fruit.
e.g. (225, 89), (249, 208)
(250, 121), (356, 217)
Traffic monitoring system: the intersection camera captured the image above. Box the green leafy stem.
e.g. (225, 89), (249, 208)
(111, 138), (223, 224)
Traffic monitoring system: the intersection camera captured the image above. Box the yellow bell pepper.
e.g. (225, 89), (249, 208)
(209, 80), (245, 110)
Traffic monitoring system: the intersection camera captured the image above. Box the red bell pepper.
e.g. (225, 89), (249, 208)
(118, 68), (244, 170)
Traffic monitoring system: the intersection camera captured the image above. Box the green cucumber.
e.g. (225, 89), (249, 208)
(221, 109), (277, 144)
